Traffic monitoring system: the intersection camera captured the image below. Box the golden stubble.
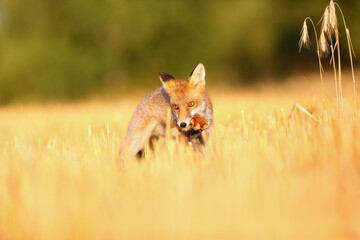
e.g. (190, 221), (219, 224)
(1, 81), (360, 239)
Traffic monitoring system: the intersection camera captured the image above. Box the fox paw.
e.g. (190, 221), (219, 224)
(190, 114), (209, 130)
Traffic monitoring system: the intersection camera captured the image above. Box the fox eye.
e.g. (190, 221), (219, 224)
(172, 104), (179, 111)
(188, 101), (195, 107)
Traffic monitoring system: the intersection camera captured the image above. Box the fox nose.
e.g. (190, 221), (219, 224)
(180, 122), (187, 128)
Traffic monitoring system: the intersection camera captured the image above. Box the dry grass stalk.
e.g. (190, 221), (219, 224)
(321, 5), (339, 103)
(326, 0), (344, 115)
(299, 18), (325, 101)
(335, 26), (344, 115)
(329, 38), (339, 102)
(289, 103), (318, 122)
(321, 1), (343, 113)
(333, 2), (357, 115)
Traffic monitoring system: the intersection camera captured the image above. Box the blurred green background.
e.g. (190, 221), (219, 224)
(0, 0), (359, 103)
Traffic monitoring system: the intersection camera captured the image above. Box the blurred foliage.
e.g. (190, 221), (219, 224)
(0, 0), (359, 103)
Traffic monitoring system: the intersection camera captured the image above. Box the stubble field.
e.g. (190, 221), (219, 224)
(1, 73), (360, 240)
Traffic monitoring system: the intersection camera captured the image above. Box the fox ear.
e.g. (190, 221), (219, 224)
(159, 72), (176, 91)
(159, 72), (175, 82)
(188, 63), (205, 93)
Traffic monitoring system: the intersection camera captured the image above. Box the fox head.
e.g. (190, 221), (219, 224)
(159, 63), (206, 129)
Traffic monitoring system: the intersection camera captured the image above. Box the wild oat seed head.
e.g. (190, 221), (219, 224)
(299, 20), (310, 52)
(321, 7), (330, 35)
(329, 0), (337, 32)
(319, 31), (329, 57)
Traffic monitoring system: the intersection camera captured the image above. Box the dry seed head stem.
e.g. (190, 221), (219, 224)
(289, 103), (318, 122)
(299, 17), (325, 100)
(329, 37), (339, 102)
(295, 103), (318, 122)
(334, 2), (356, 58)
(334, 1), (357, 114)
(346, 28), (356, 58)
(332, 1), (343, 115)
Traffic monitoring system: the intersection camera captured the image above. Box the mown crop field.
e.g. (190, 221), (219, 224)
(1, 73), (360, 240)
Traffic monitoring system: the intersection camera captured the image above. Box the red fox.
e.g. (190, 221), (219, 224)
(120, 63), (213, 158)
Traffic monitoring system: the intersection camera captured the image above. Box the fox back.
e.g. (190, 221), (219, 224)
(120, 63), (213, 158)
